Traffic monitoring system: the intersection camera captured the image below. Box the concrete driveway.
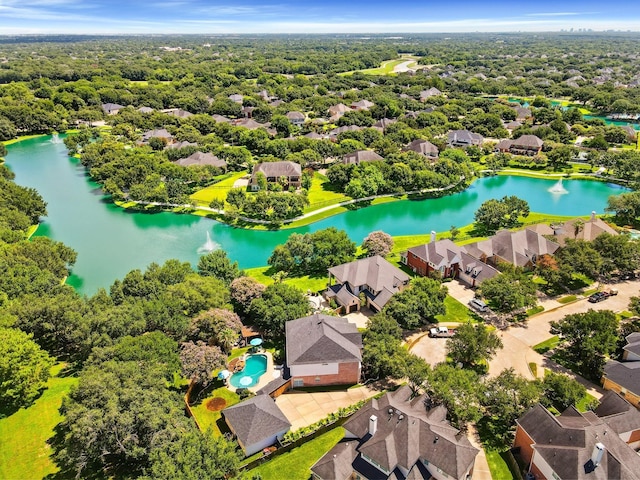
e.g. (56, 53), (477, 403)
(445, 280), (477, 308)
(275, 386), (378, 431)
(407, 331), (448, 367)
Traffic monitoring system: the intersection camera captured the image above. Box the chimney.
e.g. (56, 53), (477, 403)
(591, 211), (597, 221)
(430, 231), (437, 243)
(369, 415), (378, 436)
(591, 442), (605, 467)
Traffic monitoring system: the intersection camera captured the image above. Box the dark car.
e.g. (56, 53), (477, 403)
(588, 292), (609, 303)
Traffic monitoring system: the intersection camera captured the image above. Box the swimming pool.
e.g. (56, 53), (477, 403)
(229, 354), (268, 388)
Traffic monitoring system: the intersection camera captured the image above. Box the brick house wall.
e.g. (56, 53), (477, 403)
(292, 361), (360, 388)
(601, 377), (640, 409)
(406, 252), (457, 279)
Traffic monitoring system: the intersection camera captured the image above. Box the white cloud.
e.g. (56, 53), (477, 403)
(526, 12), (599, 17)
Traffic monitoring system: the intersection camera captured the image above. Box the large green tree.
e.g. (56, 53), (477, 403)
(479, 268), (538, 314)
(446, 322), (503, 368)
(426, 364), (482, 431)
(382, 277), (447, 329)
(551, 309), (619, 380)
(474, 196), (530, 233)
(247, 283), (309, 343)
(0, 327), (54, 411)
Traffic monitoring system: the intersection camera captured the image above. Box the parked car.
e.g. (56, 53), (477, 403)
(429, 326), (455, 338)
(588, 292), (609, 303)
(469, 298), (488, 312)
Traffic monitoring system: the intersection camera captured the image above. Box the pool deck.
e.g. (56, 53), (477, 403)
(226, 351), (281, 393)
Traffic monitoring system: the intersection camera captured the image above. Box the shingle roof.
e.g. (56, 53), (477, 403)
(407, 239), (463, 269)
(604, 360), (640, 398)
(137, 106), (154, 113)
(286, 314), (362, 366)
(141, 128), (173, 141)
(517, 401), (640, 480)
(328, 256), (410, 300)
(252, 161), (301, 179)
(351, 99), (375, 109)
(175, 151), (227, 168)
(447, 130), (483, 146)
(464, 229), (560, 268)
(286, 111), (305, 120)
(312, 386), (478, 480)
(405, 139), (439, 157)
(512, 134), (543, 149)
(595, 391), (640, 435)
(102, 103), (124, 113)
(420, 87), (442, 98)
(222, 395), (291, 450)
(342, 150), (384, 165)
(234, 118), (267, 130)
(166, 140), (197, 150)
(212, 114), (231, 123)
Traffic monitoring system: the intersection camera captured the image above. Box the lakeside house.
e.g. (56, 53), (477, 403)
(495, 134), (544, 156)
(464, 228), (560, 270)
(401, 235), (499, 288)
(447, 130), (484, 148)
(528, 212), (618, 246)
(101, 103), (124, 115)
(286, 313), (362, 388)
(250, 161), (302, 191)
(325, 256), (410, 313)
(514, 392), (640, 480)
(311, 386), (479, 480)
(175, 151), (227, 170)
(222, 394), (291, 456)
(403, 139), (439, 160)
(602, 333), (640, 409)
(342, 150), (384, 165)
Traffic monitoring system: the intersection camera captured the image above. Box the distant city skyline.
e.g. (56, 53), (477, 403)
(1, 0), (640, 35)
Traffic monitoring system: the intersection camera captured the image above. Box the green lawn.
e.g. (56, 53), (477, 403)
(189, 386), (241, 435)
(190, 171), (248, 206)
(576, 393), (599, 412)
(557, 295), (577, 304)
(0, 362), (78, 480)
(244, 266), (328, 293)
(305, 173), (349, 211)
(436, 295), (479, 323)
(246, 427), (345, 480)
(485, 450), (515, 480)
(533, 336), (560, 354)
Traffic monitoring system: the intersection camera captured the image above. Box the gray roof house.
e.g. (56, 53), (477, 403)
(311, 386), (478, 480)
(286, 314), (362, 388)
(447, 130), (484, 148)
(212, 114), (232, 123)
(402, 238), (499, 288)
(329, 125), (362, 141)
(250, 161), (302, 190)
(162, 108), (193, 118)
(404, 139), (439, 159)
(602, 333), (640, 410)
(285, 111), (306, 127)
(528, 212), (618, 246)
(325, 256), (410, 313)
(514, 393), (640, 480)
(222, 394), (291, 456)
(342, 150), (384, 165)
(101, 103), (124, 115)
(328, 103), (350, 120)
(175, 152), (227, 169)
(137, 106), (154, 114)
(464, 228), (560, 269)
(141, 128), (174, 144)
(228, 94), (244, 104)
(166, 140), (197, 150)
(419, 87), (443, 101)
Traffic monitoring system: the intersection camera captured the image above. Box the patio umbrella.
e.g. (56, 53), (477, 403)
(217, 369), (231, 380)
(249, 338), (263, 346)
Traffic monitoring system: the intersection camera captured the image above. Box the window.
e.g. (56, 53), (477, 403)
(293, 379), (303, 387)
(315, 376), (321, 383)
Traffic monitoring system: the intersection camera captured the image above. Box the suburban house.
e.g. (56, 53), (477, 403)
(166, 140), (197, 150)
(513, 106), (532, 120)
(175, 152), (227, 170)
(464, 228), (560, 269)
(504, 120), (522, 131)
(212, 114), (232, 123)
(286, 111), (306, 127)
(419, 87), (443, 101)
(602, 333), (640, 409)
(528, 212), (619, 246)
(311, 386), (479, 480)
(232, 118), (269, 130)
(241, 106), (255, 118)
(447, 130), (484, 148)
(495, 135), (544, 156)
(328, 103), (350, 120)
(222, 394), (291, 456)
(372, 118), (396, 132)
(137, 106), (154, 114)
(514, 392), (640, 480)
(101, 103), (124, 115)
(404, 139), (439, 159)
(141, 128), (174, 144)
(351, 99), (375, 111)
(401, 236), (500, 288)
(161, 108), (193, 118)
(325, 256), (410, 313)
(250, 161), (302, 191)
(329, 125), (362, 141)
(342, 150), (384, 165)
(228, 93), (243, 104)
(285, 313), (362, 388)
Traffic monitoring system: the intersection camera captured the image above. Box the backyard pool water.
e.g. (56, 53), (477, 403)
(229, 354), (268, 388)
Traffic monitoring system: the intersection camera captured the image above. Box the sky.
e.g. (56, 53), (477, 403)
(1, 0), (640, 35)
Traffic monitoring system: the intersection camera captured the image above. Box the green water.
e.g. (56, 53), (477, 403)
(4, 136), (629, 295)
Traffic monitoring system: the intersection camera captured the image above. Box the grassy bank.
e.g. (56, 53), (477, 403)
(0, 363), (78, 480)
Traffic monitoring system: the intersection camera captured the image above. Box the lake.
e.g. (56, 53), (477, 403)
(4, 135), (628, 295)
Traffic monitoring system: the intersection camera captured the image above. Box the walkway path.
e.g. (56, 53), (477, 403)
(466, 424), (493, 480)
